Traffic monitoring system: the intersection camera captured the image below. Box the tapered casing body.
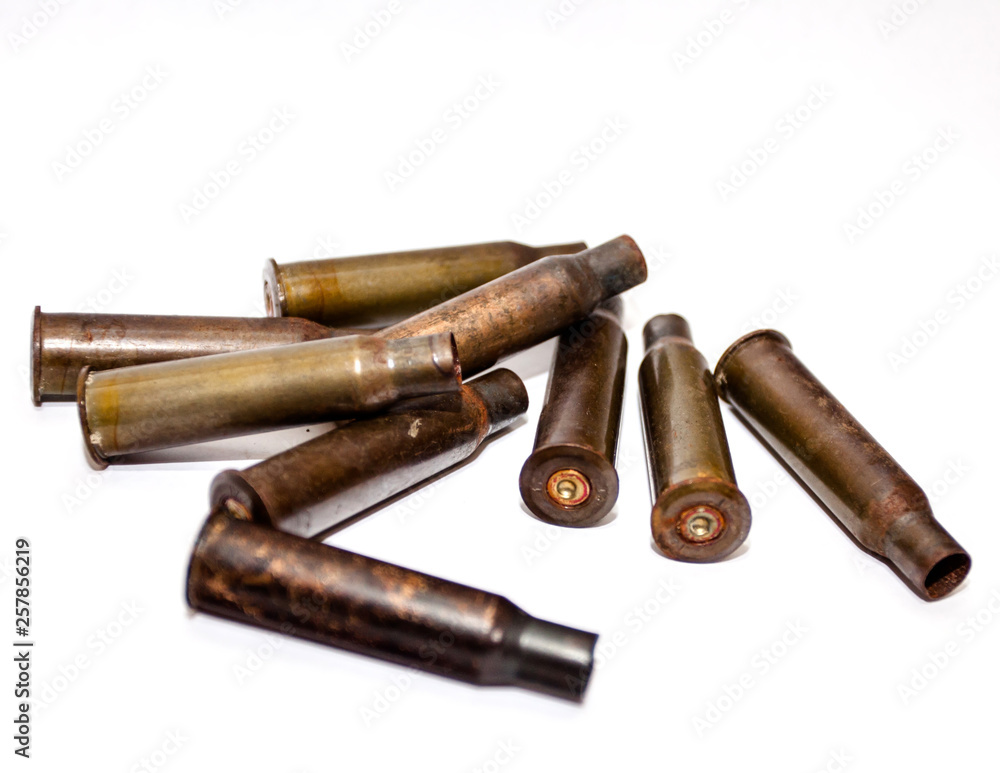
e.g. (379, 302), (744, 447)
(210, 369), (529, 537)
(639, 315), (751, 562)
(31, 307), (358, 404)
(78, 333), (460, 468)
(187, 511), (598, 701)
(378, 236), (647, 377)
(714, 329), (971, 600)
(519, 299), (627, 527)
(264, 240), (587, 328)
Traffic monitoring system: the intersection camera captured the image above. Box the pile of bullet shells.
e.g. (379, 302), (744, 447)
(32, 236), (971, 702)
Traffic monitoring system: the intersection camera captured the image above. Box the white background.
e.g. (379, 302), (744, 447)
(3, 1), (999, 771)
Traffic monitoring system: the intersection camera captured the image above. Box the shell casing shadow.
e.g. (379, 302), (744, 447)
(714, 329), (971, 600)
(264, 240), (588, 328)
(377, 236), (647, 377)
(30, 307), (366, 405)
(186, 510), (599, 702)
(77, 333), (461, 468)
(639, 314), (751, 562)
(209, 369), (529, 537)
(519, 299), (628, 527)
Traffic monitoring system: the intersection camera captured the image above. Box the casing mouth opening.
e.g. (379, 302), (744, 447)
(924, 552), (971, 600)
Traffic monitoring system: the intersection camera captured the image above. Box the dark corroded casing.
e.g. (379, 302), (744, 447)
(78, 333), (460, 468)
(519, 299), (627, 527)
(210, 369), (529, 537)
(187, 510), (598, 701)
(639, 315), (751, 562)
(30, 306), (365, 405)
(714, 330), (971, 600)
(264, 240), (587, 328)
(378, 236), (647, 377)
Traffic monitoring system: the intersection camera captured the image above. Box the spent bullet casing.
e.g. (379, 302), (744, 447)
(30, 306), (365, 405)
(519, 299), (627, 527)
(264, 240), (587, 328)
(210, 369), (529, 537)
(187, 510), (599, 701)
(714, 329), (971, 600)
(77, 333), (460, 468)
(378, 236), (647, 377)
(639, 315), (751, 562)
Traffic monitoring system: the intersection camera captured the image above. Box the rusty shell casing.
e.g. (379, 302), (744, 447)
(264, 240), (587, 328)
(30, 306), (368, 405)
(378, 236), (647, 377)
(639, 315), (751, 562)
(210, 369), (529, 537)
(518, 299), (627, 527)
(77, 333), (460, 468)
(714, 330), (971, 600)
(187, 510), (598, 701)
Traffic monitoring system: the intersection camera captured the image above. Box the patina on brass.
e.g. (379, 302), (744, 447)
(378, 236), (647, 377)
(639, 315), (751, 562)
(30, 307), (366, 405)
(715, 329), (971, 600)
(77, 333), (460, 468)
(519, 298), (627, 527)
(187, 510), (599, 701)
(264, 240), (587, 328)
(210, 369), (529, 537)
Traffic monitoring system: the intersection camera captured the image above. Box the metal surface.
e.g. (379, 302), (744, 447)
(77, 333), (460, 468)
(187, 510), (598, 701)
(210, 369), (529, 537)
(378, 236), (647, 377)
(714, 329), (971, 600)
(519, 299), (627, 527)
(264, 240), (587, 328)
(30, 307), (364, 405)
(639, 314), (751, 561)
